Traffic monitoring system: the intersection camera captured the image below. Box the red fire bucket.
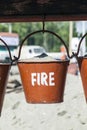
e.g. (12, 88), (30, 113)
(16, 30), (70, 103)
(0, 38), (12, 115)
(18, 59), (69, 103)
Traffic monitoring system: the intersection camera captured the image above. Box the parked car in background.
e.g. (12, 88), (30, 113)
(15, 45), (46, 60)
(15, 45), (66, 60)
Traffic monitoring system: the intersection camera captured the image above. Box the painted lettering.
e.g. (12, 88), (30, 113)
(41, 72), (48, 86)
(37, 73), (40, 86)
(31, 73), (36, 86)
(31, 72), (55, 86)
(49, 72), (55, 86)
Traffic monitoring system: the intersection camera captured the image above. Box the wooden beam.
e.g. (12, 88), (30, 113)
(0, 15), (87, 22)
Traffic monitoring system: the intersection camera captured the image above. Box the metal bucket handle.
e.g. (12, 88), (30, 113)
(73, 33), (87, 58)
(0, 38), (13, 63)
(15, 30), (71, 61)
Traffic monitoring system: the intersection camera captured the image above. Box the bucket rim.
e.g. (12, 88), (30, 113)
(17, 59), (70, 64)
(77, 56), (87, 59)
(0, 62), (11, 65)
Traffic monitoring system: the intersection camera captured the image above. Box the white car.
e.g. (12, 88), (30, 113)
(14, 45), (46, 60)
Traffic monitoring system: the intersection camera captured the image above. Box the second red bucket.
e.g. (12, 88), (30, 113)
(75, 33), (87, 102)
(0, 38), (12, 115)
(0, 63), (11, 115)
(77, 57), (87, 101)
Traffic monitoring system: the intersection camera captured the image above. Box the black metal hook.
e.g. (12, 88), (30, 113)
(42, 14), (46, 33)
(14, 29), (71, 61)
(75, 33), (87, 57)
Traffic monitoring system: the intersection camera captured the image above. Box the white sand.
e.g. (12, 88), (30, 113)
(0, 74), (87, 130)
